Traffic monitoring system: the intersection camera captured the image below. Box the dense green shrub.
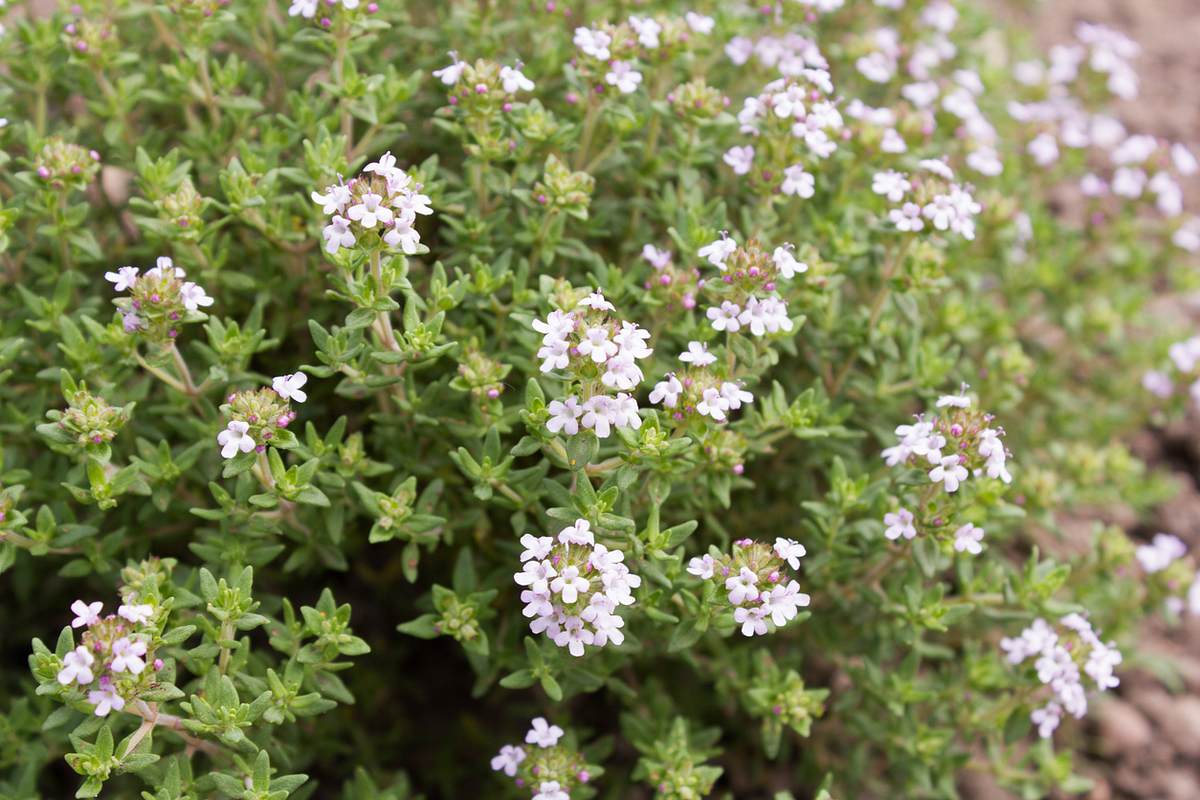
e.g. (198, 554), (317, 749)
(1, 0), (1197, 797)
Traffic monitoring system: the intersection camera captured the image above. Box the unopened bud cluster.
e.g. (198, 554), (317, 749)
(33, 138), (101, 191)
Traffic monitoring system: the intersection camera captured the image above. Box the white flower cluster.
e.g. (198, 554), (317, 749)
(105, 257), (213, 336)
(514, 520), (640, 657)
(574, 12), (714, 96)
(56, 597), (159, 717)
(1007, 23), (1200, 246)
(215, 375), (305, 459)
(733, 74), (843, 177)
(1135, 532), (1186, 574)
(696, 235), (800, 337)
(882, 391), (1012, 493)
(883, 510), (984, 555)
(844, 99), (908, 156)
(882, 161), (981, 240)
(491, 718), (590, 800)
(1132, 533), (1200, 617)
(649, 340), (754, 424)
(536, 291), (651, 439)
(1015, 21), (1139, 102)
(287, 0), (361, 19)
(314, 152), (432, 256)
(687, 538), (810, 637)
(1001, 614), (1122, 738)
(725, 31), (829, 78)
(1142, 335), (1200, 407)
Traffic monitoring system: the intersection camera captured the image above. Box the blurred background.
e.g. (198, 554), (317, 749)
(968, 2), (1200, 799)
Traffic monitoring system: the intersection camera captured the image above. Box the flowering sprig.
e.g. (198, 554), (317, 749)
(1142, 334), (1200, 407)
(882, 389), (1013, 494)
(687, 537), (810, 637)
(514, 519), (640, 657)
(1000, 613), (1122, 738)
(434, 54), (536, 159)
(314, 151), (432, 256)
(107, 257), (213, 342)
(649, 340), (754, 427)
(287, 0), (375, 27)
(878, 161), (982, 239)
(876, 389), (1015, 559)
(535, 289), (651, 440)
(695, 236), (803, 338)
(48, 593), (165, 718)
(727, 70), (843, 197)
(217, 384), (299, 461)
(491, 717), (601, 799)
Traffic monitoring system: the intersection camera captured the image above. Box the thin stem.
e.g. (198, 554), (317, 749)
(56, 194), (73, 273)
(493, 481), (525, 506)
(217, 619), (235, 674)
(253, 451), (276, 491)
(332, 26), (353, 157)
(135, 352), (189, 394)
(128, 701), (222, 758)
(370, 250), (401, 352)
(168, 342), (199, 395)
(573, 99), (602, 171)
(0, 530), (77, 555)
(195, 52), (222, 128)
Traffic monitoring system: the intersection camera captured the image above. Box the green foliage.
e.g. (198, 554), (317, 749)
(0, 0), (1194, 798)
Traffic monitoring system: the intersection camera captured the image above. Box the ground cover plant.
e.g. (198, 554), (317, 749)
(1, 0), (1199, 797)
